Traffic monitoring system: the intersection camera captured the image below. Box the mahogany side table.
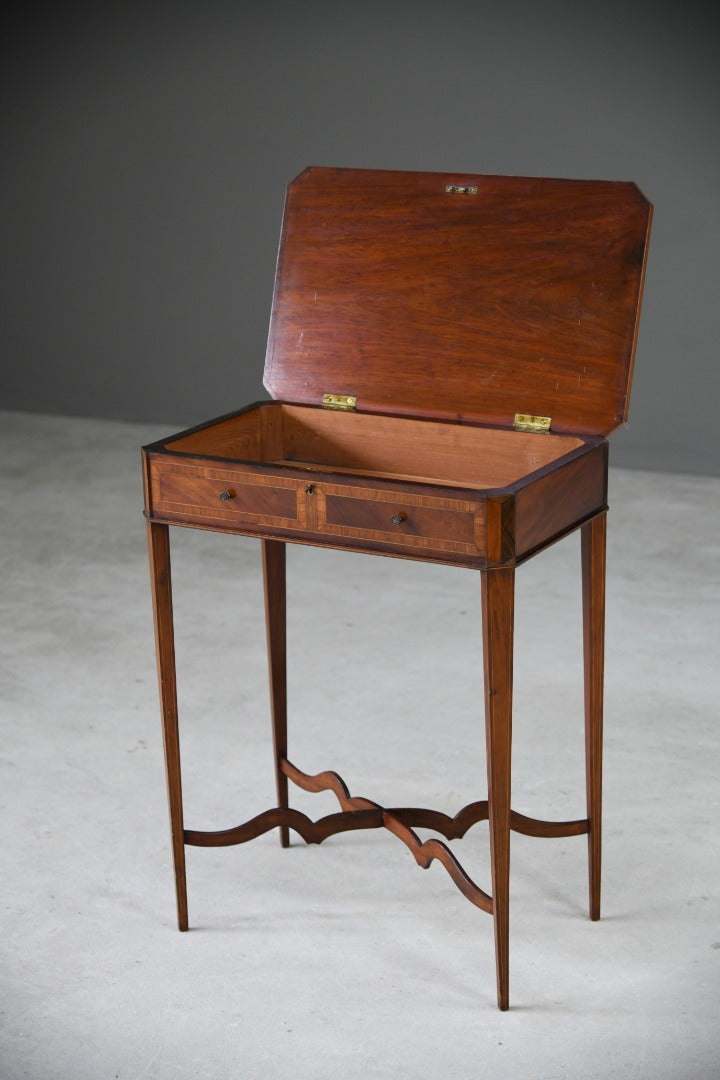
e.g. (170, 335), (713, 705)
(143, 167), (652, 1009)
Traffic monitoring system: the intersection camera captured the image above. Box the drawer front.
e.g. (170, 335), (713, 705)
(149, 461), (300, 530)
(147, 459), (489, 564)
(317, 484), (484, 557)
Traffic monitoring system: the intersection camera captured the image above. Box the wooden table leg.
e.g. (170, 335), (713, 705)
(146, 520), (188, 931)
(582, 513), (606, 921)
(481, 567), (515, 1011)
(262, 539), (289, 848)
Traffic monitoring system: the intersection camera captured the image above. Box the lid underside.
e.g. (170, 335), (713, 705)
(263, 167), (652, 436)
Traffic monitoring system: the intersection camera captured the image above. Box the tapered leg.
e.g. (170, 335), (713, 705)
(481, 567), (515, 1011)
(582, 514), (606, 921)
(262, 539), (289, 848)
(146, 520), (188, 931)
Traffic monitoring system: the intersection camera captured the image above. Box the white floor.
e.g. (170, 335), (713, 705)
(1, 409), (719, 1080)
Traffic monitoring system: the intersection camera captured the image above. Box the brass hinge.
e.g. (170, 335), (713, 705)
(322, 393), (357, 412)
(513, 413), (552, 434)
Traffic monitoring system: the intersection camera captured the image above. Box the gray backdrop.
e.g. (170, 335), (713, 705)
(2, 2), (718, 474)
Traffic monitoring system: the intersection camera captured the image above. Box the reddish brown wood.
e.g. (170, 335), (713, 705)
(514, 443), (607, 559)
(582, 513), (606, 921)
(164, 403), (587, 487)
(183, 807), (379, 846)
(184, 803), (490, 847)
(151, 459), (299, 525)
(281, 759), (493, 912)
(482, 568), (514, 1011)
(276, 405), (585, 485)
(146, 520), (188, 931)
(185, 796), (588, 850)
(282, 757), (589, 838)
(265, 167), (651, 435)
(382, 814), (493, 913)
(143, 422), (608, 571)
(281, 757), (352, 799)
(262, 539), (289, 847)
(510, 811), (589, 839)
(143, 168), (652, 1011)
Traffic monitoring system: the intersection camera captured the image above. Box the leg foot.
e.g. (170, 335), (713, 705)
(263, 539), (289, 848)
(481, 568), (514, 1010)
(582, 514), (606, 921)
(147, 520), (188, 930)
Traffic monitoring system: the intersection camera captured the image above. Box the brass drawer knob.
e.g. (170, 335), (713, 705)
(390, 512), (407, 525)
(219, 490), (234, 502)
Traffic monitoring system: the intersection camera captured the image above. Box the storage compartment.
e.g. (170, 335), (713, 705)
(145, 402), (604, 567)
(150, 460), (301, 528)
(162, 402), (586, 489)
(143, 166), (650, 570)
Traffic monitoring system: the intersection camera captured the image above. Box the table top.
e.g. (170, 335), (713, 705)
(263, 167), (652, 437)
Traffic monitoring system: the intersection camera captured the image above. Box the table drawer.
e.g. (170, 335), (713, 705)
(149, 461), (300, 529)
(318, 486), (484, 557)
(146, 459), (488, 563)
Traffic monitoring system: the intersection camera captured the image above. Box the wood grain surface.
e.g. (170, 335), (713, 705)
(264, 167), (652, 435)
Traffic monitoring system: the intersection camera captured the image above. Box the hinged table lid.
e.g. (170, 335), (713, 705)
(263, 167), (652, 436)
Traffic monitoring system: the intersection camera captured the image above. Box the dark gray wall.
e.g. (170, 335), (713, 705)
(2, 2), (718, 474)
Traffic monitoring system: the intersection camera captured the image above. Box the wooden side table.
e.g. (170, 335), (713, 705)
(143, 168), (652, 1009)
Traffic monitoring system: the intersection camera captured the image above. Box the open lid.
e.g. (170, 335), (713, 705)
(263, 167), (652, 436)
